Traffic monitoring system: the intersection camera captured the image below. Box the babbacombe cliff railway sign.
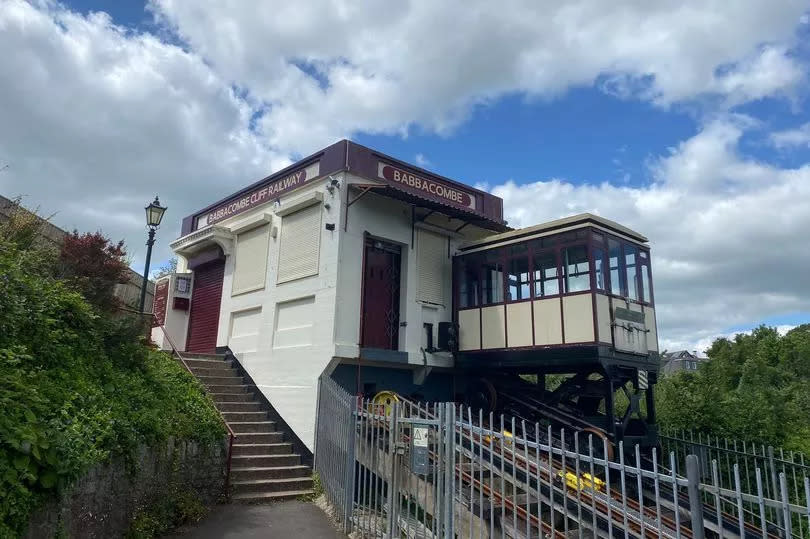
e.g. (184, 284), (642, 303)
(377, 162), (477, 211)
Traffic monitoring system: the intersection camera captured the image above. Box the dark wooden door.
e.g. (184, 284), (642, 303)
(361, 239), (401, 349)
(186, 259), (225, 353)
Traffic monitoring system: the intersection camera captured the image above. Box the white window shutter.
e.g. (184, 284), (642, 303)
(277, 204), (321, 283)
(232, 223), (270, 294)
(417, 229), (447, 305)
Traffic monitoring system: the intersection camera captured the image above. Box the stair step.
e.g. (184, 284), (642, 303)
(232, 477), (313, 494)
(218, 402), (264, 413)
(229, 421), (277, 433)
(231, 454), (302, 467)
(232, 443), (293, 456)
(198, 375), (244, 386)
(184, 358), (233, 369)
(180, 353), (226, 360)
(190, 366), (238, 377)
(223, 411), (268, 422)
(231, 489), (314, 503)
(208, 384), (253, 394)
(212, 392), (255, 403)
(231, 465), (310, 481)
(233, 432), (284, 444)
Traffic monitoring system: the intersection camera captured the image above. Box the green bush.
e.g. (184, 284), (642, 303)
(126, 487), (208, 539)
(0, 241), (224, 537)
(656, 325), (810, 454)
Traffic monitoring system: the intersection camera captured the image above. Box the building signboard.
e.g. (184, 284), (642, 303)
(377, 162), (477, 211)
(152, 279), (169, 327)
(195, 161), (321, 229)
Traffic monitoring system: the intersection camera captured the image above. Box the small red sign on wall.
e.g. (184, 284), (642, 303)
(152, 279), (169, 327)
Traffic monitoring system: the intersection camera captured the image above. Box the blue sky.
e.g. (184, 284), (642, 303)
(1, 0), (808, 350)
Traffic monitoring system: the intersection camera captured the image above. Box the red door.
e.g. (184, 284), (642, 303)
(186, 259), (225, 353)
(361, 239), (401, 349)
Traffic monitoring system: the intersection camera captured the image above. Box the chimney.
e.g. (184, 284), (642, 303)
(693, 350), (698, 358)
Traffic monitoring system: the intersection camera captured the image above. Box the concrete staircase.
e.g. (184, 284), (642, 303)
(182, 353), (314, 502)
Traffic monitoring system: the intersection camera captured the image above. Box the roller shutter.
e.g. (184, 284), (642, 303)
(186, 260), (225, 353)
(417, 228), (447, 305)
(277, 204), (321, 284)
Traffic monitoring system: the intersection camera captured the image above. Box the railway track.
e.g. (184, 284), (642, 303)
(378, 398), (687, 538)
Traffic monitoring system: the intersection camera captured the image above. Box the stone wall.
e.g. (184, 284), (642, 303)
(25, 437), (228, 538)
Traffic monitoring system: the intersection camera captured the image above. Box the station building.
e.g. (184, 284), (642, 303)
(152, 140), (659, 451)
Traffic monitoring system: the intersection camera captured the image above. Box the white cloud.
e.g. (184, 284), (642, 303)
(769, 122), (810, 149)
(150, 0), (808, 153)
(0, 0), (285, 268)
(414, 153), (431, 168)
(490, 117), (810, 351)
(0, 0), (807, 351)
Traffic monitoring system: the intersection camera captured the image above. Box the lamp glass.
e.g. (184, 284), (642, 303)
(145, 197), (167, 227)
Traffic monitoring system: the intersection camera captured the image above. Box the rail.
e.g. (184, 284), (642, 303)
(150, 317), (237, 500)
(315, 376), (810, 538)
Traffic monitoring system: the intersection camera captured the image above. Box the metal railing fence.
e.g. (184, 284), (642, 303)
(316, 375), (810, 538)
(661, 428), (810, 537)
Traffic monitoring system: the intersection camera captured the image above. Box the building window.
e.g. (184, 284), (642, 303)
(232, 223), (270, 295)
(641, 262), (652, 304)
(458, 255), (480, 309)
(608, 238), (622, 296)
(533, 251), (559, 298)
(507, 256), (531, 301)
(563, 245), (590, 293)
(625, 244), (639, 300)
(277, 203), (322, 284)
(416, 229), (447, 305)
(481, 259), (504, 305)
(593, 248), (606, 291)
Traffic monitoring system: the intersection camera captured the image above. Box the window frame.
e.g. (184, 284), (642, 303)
(505, 249), (532, 303)
(453, 226), (654, 311)
(531, 247), (562, 300)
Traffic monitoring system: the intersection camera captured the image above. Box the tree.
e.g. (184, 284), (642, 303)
(0, 196), (52, 253)
(152, 257), (177, 279)
(655, 324), (810, 454)
(57, 231), (130, 312)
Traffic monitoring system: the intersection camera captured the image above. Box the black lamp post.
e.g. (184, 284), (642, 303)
(139, 196), (167, 313)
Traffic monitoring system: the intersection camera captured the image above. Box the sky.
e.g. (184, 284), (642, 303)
(1, 0), (809, 352)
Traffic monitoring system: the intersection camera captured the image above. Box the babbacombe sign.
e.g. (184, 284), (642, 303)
(378, 162), (477, 211)
(196, 161), (321, 228)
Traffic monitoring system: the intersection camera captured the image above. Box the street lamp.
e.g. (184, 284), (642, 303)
(139, 195), (167, 313)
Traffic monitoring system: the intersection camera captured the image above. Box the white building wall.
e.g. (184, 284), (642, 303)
(151, 273), (190, 351)
(334, 173), (458, 368)
(172, 170), (492, 451)
(204, 176), (343, 450)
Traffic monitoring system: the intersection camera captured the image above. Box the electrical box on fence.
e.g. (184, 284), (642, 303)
(411, 423), (430, 475)
(171, 273), (192, 311)
(174, 274), (192, 298)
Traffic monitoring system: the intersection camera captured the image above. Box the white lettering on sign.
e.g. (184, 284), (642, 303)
(413, 426), (429, 448)
(378, 162), (476, 211)
(198, 161), (321, 229)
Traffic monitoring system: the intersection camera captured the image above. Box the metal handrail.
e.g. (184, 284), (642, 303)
(150, 316), (236, 500)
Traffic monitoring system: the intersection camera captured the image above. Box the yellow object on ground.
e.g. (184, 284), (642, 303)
(559, 470), (605, 492)
(370, 390), (399, 416)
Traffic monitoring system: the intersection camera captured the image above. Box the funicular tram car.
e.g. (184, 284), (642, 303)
(450, 214), (660, 453)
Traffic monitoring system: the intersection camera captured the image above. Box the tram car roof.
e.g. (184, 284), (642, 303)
(457, 212), (648, 253)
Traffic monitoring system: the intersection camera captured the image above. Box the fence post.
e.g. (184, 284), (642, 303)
(769, 445), (786, 536)
(686, 454), (706, 539)
(386, 401), (400, 537)
(343, 391), (357, 531)
(444, 404), (456, 539)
